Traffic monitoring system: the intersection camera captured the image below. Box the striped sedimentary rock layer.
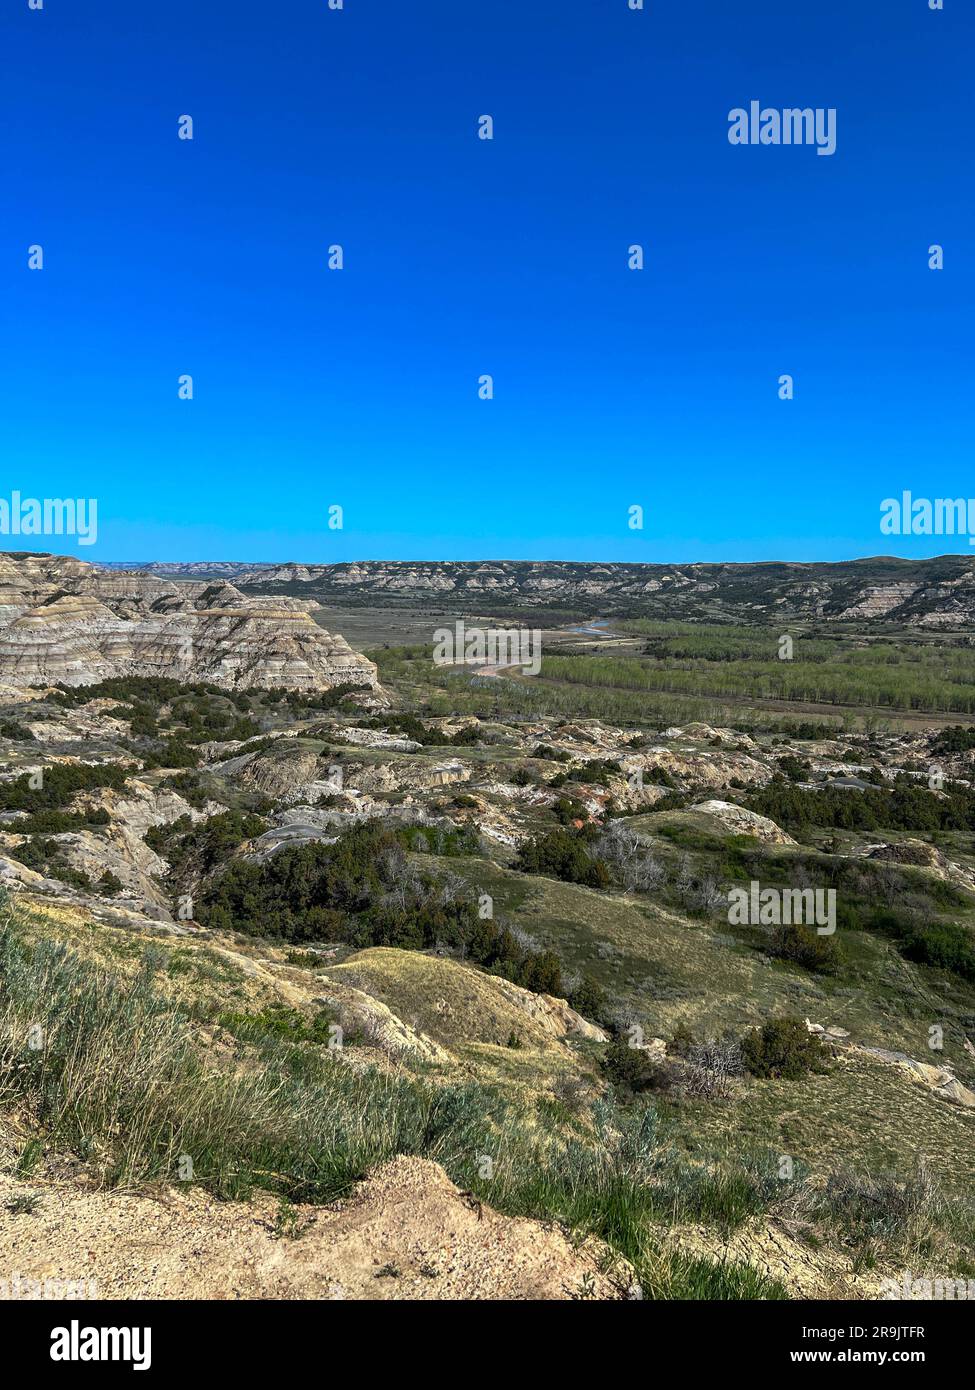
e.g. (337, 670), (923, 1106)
(0, 553), (378, 691)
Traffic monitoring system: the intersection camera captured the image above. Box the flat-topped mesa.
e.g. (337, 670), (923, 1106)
(0, 552), (379, 691)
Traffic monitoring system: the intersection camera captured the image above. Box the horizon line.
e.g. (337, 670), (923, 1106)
(5, 549), (975, 569)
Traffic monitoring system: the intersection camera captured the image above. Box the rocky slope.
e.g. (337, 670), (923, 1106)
(0, 553), (378, 691)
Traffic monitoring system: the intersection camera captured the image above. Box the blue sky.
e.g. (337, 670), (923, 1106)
(2, 0), (972, 563)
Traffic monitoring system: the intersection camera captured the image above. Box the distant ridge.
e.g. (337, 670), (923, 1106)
(215, 556), (975, 628)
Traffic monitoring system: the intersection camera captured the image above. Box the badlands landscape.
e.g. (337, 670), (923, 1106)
(103, 554), (975, 627)
(2, 550), (975, 1300)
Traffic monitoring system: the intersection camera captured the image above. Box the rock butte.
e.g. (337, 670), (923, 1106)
(0, 552), (378, 692)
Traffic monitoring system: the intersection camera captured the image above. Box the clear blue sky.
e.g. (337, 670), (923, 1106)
(3, 0), (972, 563)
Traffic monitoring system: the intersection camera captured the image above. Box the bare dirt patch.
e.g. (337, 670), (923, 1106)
(0, 1156), (618, 1301)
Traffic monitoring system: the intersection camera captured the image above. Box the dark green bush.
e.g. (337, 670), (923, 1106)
(741, 1018), (827, 1080)
(0, 719), (35, 741)
(602, 1039), (669, 1096)
(865, 908), (975, 982)
(97, 870), (124, 897)
(746, 777), (975, 836)
(514, 829), (610, 889)
(532, 744), (572, 763)
(567, 975), (611, 1026)
(200, 821), (564, 997)
(146, 810), (267, 877)
(0, 762), (132, 812)
(768, 922), (842, 975)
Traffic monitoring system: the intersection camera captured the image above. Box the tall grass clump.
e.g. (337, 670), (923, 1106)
(0, 915), (453, 1196)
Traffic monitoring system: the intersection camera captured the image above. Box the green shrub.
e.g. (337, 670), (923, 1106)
(217, 1004), (343, 1046)
(0, 762), (132, 812)
(146, 809), (268, 877)
(602, 1040), (672, 1097)
(161, 772), (212, 809)
(551, 795), (588, 826)
(776, 754), (810, 782)
(363, 714), (481, 748)
(533, 744), (572, 763)
(747, 777), (975, 836)
(515, 829), (610, 889)
(97, 870), (124, 897)
(645, 765), (678, 788)
(932, 726), (975, 756)
(567, 975), (610, 1026)
(741, 1018), (827, 1080)
(396, 823), (480, 857)
(768, 922), (842, 975)
(865, 908), (975, 982)
(0, 719), (35, 741)
(201, 821), (563, 997)
(8, 838), (49, 872)
(667, 1023), (698, 1059)
(16, 807), (111, 835)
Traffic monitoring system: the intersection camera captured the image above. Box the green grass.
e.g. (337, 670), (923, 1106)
(216, 1003), (347, 1047)
(424, 852), (975, 1164)
(647, 1252), (789, 1300)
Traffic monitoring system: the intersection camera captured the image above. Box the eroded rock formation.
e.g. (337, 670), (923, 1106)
(0, 553), (378, 691)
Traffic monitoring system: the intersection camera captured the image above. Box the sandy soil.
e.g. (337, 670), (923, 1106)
(0, 1156), (620, 1302)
